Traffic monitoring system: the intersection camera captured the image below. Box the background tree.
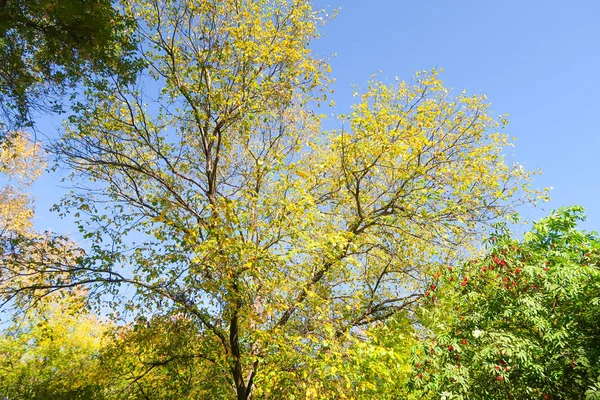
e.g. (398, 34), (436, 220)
(0, 131), (84, 310)
(1, 0), (541, 398)
(319, 313), (418, 399)
(0, 290), (110, 400)
(0, 132), (115, 400)
(412, 206), (600, 399)
(98, 313), (231, 399)
(0, 130), (45, 235)
(0, 0), (139, 130)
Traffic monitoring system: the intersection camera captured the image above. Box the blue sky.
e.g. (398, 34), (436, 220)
(31, 0), (600, 236)
(310, 0), (600, 232)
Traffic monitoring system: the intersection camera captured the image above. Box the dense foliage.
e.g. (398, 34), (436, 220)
(0, 1), (594, 399)
(0, 0), (139, 129)
(413, 206), (600, 399)
(0, 292), (109, 399)
(0, 1), (542, 398)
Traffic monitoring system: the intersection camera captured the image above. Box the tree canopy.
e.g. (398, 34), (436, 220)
(0, 0), (139, 129)
(0, 1), (570, 399)
(0, 0), (542, 398)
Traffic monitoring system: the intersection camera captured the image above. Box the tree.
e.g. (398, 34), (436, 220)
(412, 206), (600, 399)
(0, 130), (45, 235)
(332, 313), (419, 399)
(0, 290), (111, 400)
(98, 313), (231, 399)
(0, 132), (114, 400)
(1, 0), (541, 398)
(0, 0), (139, 129)
(0, 131), (83, 310)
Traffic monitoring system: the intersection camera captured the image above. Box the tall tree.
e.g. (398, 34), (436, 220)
(0, 0), (139, 129)
(1, 0), (542, 398)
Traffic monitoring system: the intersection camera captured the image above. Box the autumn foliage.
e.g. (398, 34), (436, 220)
(0, 1), (595, 399)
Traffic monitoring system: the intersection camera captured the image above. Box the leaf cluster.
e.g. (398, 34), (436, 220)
(0, 0), (140, 129)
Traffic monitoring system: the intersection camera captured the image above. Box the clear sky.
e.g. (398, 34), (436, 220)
(30, 0), (600, 236)
(310, 0), (600, 232)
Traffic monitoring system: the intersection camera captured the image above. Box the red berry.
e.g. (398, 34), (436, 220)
(482, 267), (488, 272)
(448, 345), (454, 352)
(544, 267), (549, 272)
(497, 376), (504, 381)
(430, 284), (436, 290)
(495, 365), (500, 370)
(418, 373), (423, 378)
(461, 339), (467, 345)
(461, 281), (467, 287)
